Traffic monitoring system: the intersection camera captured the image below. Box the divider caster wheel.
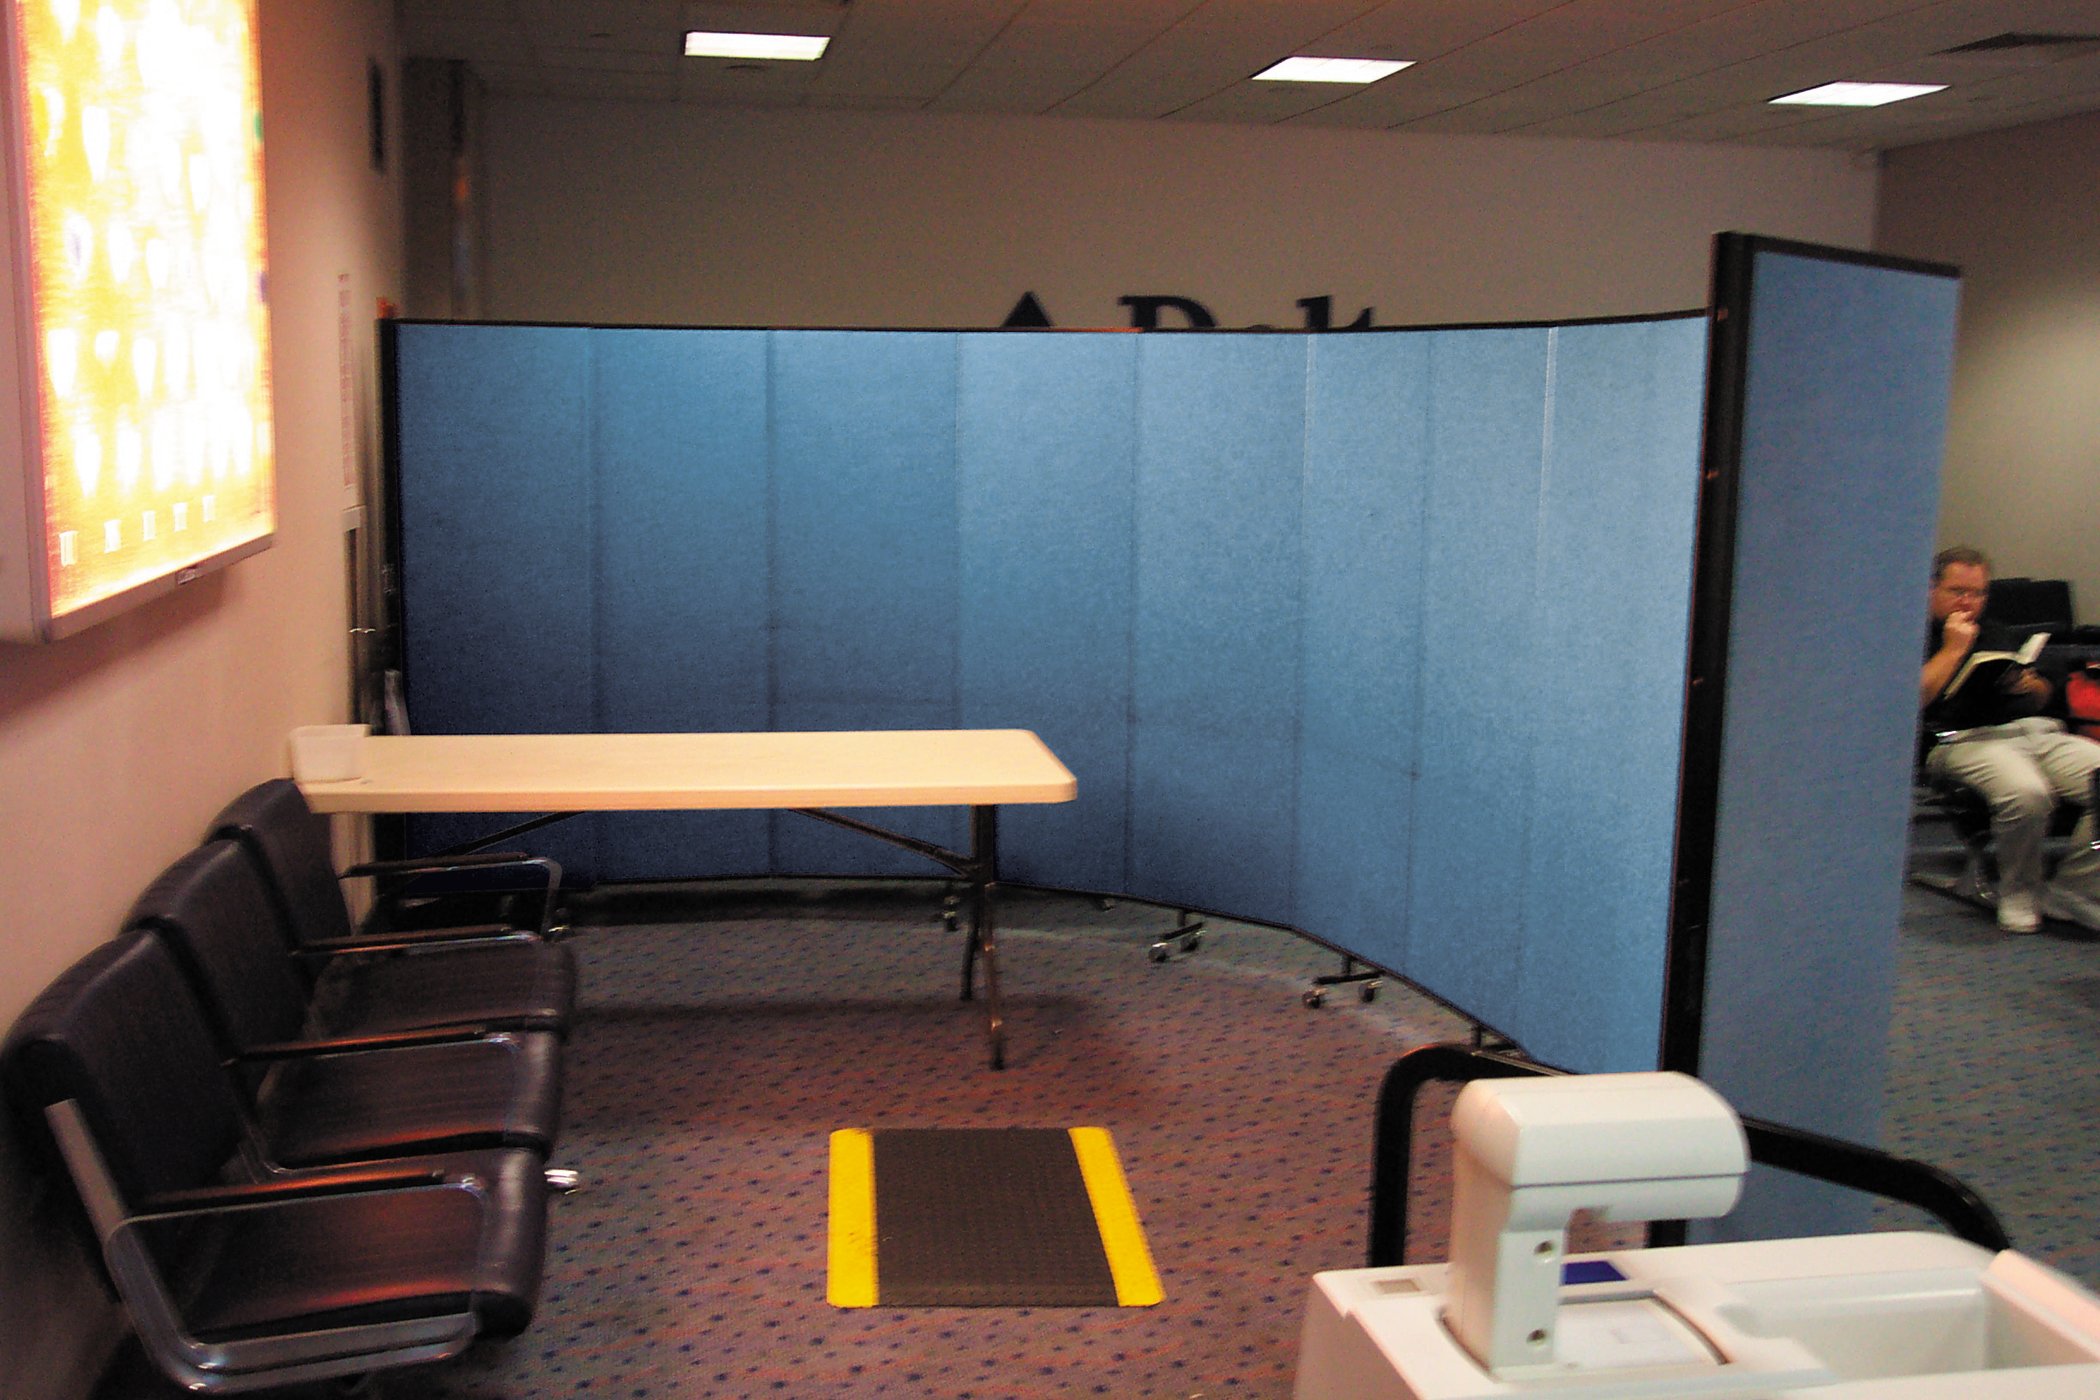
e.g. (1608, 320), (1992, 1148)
(1360, 980), (1381, 1004)
(1097, 897), (1116, 911)
(1303, 988), (1327, 1008)
(1149, 942), (1172, 964)
(1180, 931), (1203, 954)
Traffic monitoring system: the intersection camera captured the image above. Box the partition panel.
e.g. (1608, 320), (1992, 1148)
(1406, 329), (1551, 1033)
(1295, 335), (1431, 974)
(391, 323), (602, 874)
(1694, 244), (1957, 1238)
(1129, 335), (1306, 923)
(1514, 318), (1706, 1072)
(387, 280), (1946, 1156)
(592, 329), (773, 879)
(957, 333), (1138, 891)
(768, 331), (963, 874)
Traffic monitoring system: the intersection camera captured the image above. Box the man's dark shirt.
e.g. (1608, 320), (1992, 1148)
(1924, 617), (2042, 732)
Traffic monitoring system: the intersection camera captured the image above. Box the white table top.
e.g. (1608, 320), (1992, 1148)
(297, 729), (1077, 814)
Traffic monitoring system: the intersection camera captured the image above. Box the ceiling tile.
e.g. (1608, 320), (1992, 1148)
(397, 0), (2100, 150)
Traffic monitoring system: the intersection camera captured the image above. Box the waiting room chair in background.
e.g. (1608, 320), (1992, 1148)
(1, 934), (550, 1393)
(1911, 749), (2099, 920)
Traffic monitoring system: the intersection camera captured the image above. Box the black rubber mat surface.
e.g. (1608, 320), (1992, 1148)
(872, 1128), (1118, 1306)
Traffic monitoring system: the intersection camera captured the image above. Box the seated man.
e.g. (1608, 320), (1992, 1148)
(1922, 546), (2100, 933)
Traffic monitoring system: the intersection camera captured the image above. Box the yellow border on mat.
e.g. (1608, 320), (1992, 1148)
(1069, 1127), (1164, 1306)
(828, 1129), (877, 1306)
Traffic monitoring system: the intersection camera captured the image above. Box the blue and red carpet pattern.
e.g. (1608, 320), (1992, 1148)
(89, 874), (2099, 1397)
(403, 883), (1469, 1398)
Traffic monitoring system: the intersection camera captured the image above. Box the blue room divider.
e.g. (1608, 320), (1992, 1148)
(387, 237), (1956, 1127)
(1680, 236), (1960, 1239)
(390, 315), (1705, 1076)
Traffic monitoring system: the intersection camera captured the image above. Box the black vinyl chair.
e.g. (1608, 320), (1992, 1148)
(213, 775), (567, 941)
(1912, 760), (1998, 906)
(128, 843), (565, 1166)
(362, 670), (579, 935)
(210, 781), (576, 1039)
(1, 934), (550, 1394)
(1911, 743), (2097, 915)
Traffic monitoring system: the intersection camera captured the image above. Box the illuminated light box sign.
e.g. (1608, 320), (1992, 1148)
(1, 0), (273, 642)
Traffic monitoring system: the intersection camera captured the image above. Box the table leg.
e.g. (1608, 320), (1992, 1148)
(964, 805), (1004, 1070)
(793, 803), (1007, 1068)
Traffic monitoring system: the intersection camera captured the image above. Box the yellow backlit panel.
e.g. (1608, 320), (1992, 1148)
(14, 0), (273, 621)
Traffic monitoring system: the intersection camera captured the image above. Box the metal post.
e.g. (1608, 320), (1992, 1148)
(967, 805), (1004, 1069)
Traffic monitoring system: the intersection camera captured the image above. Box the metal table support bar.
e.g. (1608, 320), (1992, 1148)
(427, 803), (1013, 1069)
(428, 811), (579, 857)
(791, 804), (1006, 1070)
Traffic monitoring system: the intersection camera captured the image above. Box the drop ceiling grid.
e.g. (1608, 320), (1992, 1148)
(395, 0), (2100, 149)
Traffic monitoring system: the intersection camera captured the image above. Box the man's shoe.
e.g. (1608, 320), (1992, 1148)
(1997, 890), (2042, 933)
(2042, 886), (2100, 935)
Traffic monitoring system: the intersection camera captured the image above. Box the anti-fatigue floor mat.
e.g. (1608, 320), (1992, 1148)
(828, 1127), (1161, 1307)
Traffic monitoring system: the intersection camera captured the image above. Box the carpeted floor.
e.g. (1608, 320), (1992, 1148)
(89, 873), (2099, 1398)
(1873, 880), (2100, 1287)
(390, 882), (1471, 1400)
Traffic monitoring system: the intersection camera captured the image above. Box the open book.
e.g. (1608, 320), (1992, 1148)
(1942, 631), (2048, 701)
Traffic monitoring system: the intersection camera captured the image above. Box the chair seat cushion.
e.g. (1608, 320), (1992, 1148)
(164, 1147), (549, 1342)
(256, 1032), (563, 1165)
(311, 941), (577, 1039)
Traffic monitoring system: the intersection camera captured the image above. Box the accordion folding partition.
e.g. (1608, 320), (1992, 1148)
(384, 235), (1959, 1239)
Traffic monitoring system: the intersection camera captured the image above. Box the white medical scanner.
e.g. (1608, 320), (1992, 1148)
(1295, 1072), (2100, 1399)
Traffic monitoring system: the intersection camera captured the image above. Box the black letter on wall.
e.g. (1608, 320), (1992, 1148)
(1003, 292), (1055, 328)
(1119, 295), (1217, 331)
(1298, 296), (1375, 331)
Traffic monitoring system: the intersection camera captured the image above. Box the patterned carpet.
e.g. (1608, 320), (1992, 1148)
(1874, 880), (2100, 1288)
(390, 882), (1470, 1400)
(88, 872), (2098, 1397)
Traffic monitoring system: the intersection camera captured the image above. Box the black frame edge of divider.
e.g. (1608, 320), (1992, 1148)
(1660, 232), (1756, 1081)
(373, 307), (1709, 338)
(373, 318), (409, 860)
(1662, 233), (1966, 1082)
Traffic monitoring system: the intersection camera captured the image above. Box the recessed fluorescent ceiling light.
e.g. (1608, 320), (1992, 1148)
(1254, 56), (1412, 84)
(684, 31), (830, 61)
(1769, 81), (1945, 107)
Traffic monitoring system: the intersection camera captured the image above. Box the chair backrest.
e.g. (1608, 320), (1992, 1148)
(1984, 576), (2075, 634)
(209, 779), (360, 948)
(126, 840), (313, 1058)
(2, 932), (247, 1209)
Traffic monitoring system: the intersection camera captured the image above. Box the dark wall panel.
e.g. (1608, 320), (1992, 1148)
(768, 332), (963, 874)
(1128, 336), (1306, 924)
(1514, 318), (1705, 1072)
(1405, 329), (1550, 1037)
(956, 334), (1137, 892)
(1295, 335), (1430, 975)
(592, 329), (773, 879)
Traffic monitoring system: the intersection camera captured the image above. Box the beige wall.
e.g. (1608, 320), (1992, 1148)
(1877, 111), (2100, 608)
(0, 2), (401, 1394)
(476, 101), (1879, 330)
